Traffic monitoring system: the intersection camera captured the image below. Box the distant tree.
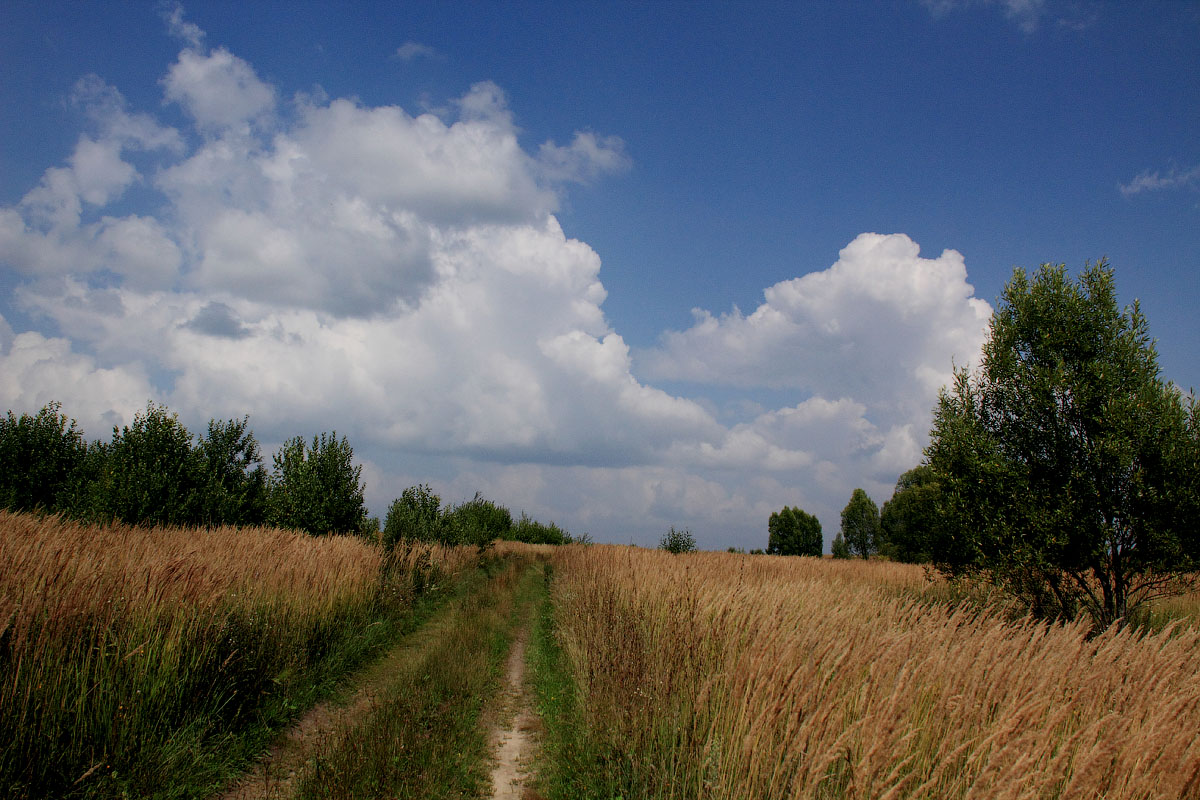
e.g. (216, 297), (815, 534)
(0, 402), (88, 514)
(268, 431), (367, 536)
(767, 505), (823, 556)
(840, 488), (880, 559)
(830, 531), (851, 559)
(507, 512), (571, 545)
(879, 466), (943, 563)
(89, 402), (204, 527)
(927, 261), (1200, 627)
(194, 416), (267, 527)
(659, 526), (697, 554)
(749, 548), (765, 555)
(383, 483), (444, 547)
(443, 492), (512, 548)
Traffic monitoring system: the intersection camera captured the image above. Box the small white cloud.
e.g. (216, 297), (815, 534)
(162, 47), (276, 131)
(160, 1), (205, 49)
(394, 41), (439, 62)
(1120, 164), (1200, 197)
(537, 132), (631, 184)
(920, 0), (1047, 32)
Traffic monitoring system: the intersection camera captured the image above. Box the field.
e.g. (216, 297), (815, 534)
(542, 546), (1200, 799)
(3, 513), (1199, 799)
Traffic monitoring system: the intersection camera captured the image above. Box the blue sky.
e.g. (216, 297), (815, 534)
(1, 1), (1197, 549)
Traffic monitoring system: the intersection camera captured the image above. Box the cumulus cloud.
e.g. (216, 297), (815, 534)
(0, 8), (992, 548)
(639, 232), (992, 427)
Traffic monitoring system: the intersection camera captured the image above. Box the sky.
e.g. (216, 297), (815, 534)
(1, 1), (1197, 550)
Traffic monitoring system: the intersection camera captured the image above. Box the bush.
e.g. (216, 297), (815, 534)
(0, 402), (88, 514)
(659, 526), (697, 554)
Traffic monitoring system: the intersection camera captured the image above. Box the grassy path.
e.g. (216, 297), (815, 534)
(216, 554), (546, 800)
(486, 619), (541, 800)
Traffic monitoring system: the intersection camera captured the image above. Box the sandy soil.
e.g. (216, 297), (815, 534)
(488, 626), (543, 800)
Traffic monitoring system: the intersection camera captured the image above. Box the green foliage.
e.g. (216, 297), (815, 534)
(268, 432), (367, 536)
(767, 505), (823, 556)
(443, 492), (512, 548)
(508, 512), (574, 545)
(195, 416), (267, 527)
(659, 525), (697, 554)
(840, 488), (880, 559)
(88, 402), (205, 527)
(879, 466), (943, 563)
(831, 531), (852, 559)
(383, 484), (445, 547)
(0, 401), (88, 513)
(926, 261), (1200, 628)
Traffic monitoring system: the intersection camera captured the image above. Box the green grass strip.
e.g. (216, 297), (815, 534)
(293, 555), (543, 800)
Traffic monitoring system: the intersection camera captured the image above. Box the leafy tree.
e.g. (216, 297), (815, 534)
(194, 416), (267, 527)
(508, 512), (571, 545)
(659, 526), (697, 554)
(89, 402), (204, 527)
(383, 483), (444, 547)
(767, 505), (823, 556)
(268, 431), (367, 536)
(0, 402), (89, 513)
(879, 466), (943, 563)
(830, 531), (851, 559)
(443, 492), (512, 548)
(840, 488), (880, 559)
(926, 261), (1200, 628)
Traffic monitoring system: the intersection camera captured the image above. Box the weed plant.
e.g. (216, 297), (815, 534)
(0, 511), (474, 799)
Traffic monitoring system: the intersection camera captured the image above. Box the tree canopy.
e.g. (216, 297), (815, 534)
(926, 261), (1200, 628)
(767, 505), (822, 556)
(840, 488), (880, 559)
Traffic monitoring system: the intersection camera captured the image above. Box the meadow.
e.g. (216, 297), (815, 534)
(541, 546), (1200, 799)
(0, 510), (475, 799)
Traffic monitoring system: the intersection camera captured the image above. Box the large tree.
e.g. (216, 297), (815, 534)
(767, 505), (822, 556)
(840, 488), (880, 559)
(926, 261), (1199, 628)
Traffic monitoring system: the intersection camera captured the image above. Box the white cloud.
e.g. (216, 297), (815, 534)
(162, 47), (276, 132)
(0, 13), (993, 549)
(1120, 164), (1200, 197)
(921, 0), (1048, 32)
(394, 41), (439, 62)
(638, 232), (992, 428)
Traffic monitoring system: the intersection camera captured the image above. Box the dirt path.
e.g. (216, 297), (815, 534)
(488, 622), (542, 800)
(216, 605), (461, 800)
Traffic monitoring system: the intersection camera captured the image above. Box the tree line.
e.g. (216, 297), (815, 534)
(766, 261), (1200, 629)
(0, 401), (579, 548)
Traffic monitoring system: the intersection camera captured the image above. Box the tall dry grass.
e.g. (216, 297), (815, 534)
(0, 510), (475, 798)
(549, 546), (1200, 799)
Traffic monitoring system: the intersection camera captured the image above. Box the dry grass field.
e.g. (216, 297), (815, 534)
(0, 510), (476, 797)
(549, 545), (1200, 799)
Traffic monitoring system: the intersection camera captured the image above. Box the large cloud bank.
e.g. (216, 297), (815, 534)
(0, 12), (990, 547)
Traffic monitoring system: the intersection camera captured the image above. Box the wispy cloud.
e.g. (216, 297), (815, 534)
(1120, 164), (1200, 197)
(394, 41), (440, 62)
(920, 0), (1048, 33)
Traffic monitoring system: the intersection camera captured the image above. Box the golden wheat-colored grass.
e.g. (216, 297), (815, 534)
(0, 510), (477, 797)
(550, 545), (1200, 799)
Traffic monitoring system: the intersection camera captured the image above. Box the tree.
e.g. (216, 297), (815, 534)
(659, 526), (697, 554)
(383, 483), (444, 547)
(926, 261), (1200, 628)
(90, 402), (204, 527)
(840, 488), (880, 559)
(268, 432), (367, 536)
(767, 505), (823, 556)
(443, 492), (512, 548)
(879, 466), (943, 563)
(194, 416), (267, 527)
(831, 531), (851, 559)
(0, 402), (88, 514)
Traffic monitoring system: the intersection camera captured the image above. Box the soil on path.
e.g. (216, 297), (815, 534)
(488, 623), (543, 800)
